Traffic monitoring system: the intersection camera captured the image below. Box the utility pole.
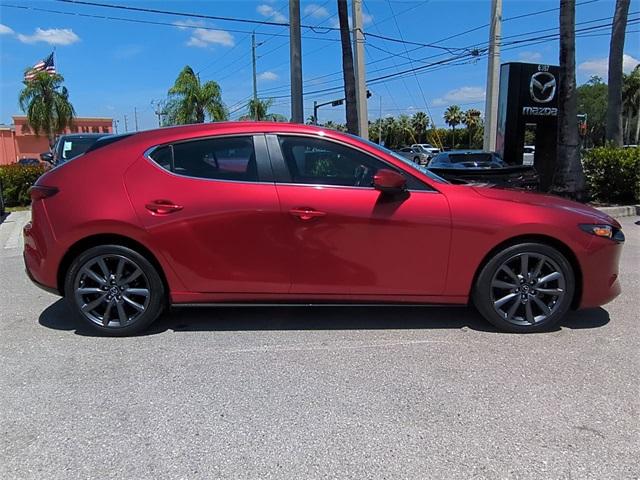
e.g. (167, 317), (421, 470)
(483, 0), (502, 151)
(134, 107), (139, 132)
(379, 95), (383, 145)
(252, 32), (258, 102)
(289, 0), (303, 123)
(153, 100), (164, 127)
(123, 115), (128, 133)
(352, 0), (368, 139)
(113, 119), (119, 134)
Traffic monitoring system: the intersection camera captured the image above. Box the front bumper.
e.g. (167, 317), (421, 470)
(578, 236), (624, 309)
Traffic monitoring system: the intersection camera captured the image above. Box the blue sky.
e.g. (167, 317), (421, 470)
(0, 0), (638, 131)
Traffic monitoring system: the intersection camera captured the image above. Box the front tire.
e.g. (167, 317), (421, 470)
(64, 245), (165, 336)
(473, 243), (574, 333)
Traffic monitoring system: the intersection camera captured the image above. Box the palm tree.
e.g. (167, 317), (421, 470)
(606, 0), (631, 145)
(166, 66), (227, 125)
(396, 114), (415, 146)
(552, 0), (585, 199)
(337, 0), (358, 135)
(463, 108), (482, 148)
(246, 98), (273, 121)
(19, 71), (75, 149)
(443, 105), (463, 148)
(411, 112), (429, 144)
(622, 65), (640, 144)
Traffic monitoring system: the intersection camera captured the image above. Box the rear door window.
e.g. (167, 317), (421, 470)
(149, 136), (258, 182)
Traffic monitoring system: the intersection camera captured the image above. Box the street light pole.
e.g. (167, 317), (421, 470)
(289, 0), (303, 123)
(483, 0), (502, 152)
(352, 0), (368, 139)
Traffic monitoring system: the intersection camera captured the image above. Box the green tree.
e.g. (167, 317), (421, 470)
(462, 108), (482, 148)
(443, 105), (463, 148)
(19, 71), (75, 149)
(577, 76), (608, 147)
(245, 98), (273, 121)
(411, 111), (429, 144)
(606, 0), (631, 145)
(623, 65), (640, 144)
(165, 66), (227, 125)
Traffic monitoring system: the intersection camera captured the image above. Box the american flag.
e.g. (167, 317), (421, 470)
(24, 52), (56, 81)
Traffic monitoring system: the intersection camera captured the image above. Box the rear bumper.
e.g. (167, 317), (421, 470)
(578, 237), (623, 309)
(23, 206), (63, 295)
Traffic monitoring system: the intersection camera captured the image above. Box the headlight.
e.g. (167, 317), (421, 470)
(579, 224), (625, 242)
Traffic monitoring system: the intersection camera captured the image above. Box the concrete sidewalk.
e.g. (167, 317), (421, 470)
(0, 210), (30, 251)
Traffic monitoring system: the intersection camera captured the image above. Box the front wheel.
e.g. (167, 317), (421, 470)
(473, 243), (575, 333)
(65, 245), (165, 336)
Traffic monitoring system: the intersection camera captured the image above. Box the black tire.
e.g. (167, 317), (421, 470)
(64, 244), (165, 336)
(472, 242), (575, 333)
(413, 157), (420, 163)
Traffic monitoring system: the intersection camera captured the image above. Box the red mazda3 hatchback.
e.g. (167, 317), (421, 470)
(23, 122), (624, 335)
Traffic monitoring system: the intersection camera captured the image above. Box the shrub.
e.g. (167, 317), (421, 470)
(0, 164), (48, 207)
(583, 146), (640, 204)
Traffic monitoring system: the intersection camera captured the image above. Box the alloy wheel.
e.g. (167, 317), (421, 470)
(490, 252), (566, 326)
(74, 254), (151, 328)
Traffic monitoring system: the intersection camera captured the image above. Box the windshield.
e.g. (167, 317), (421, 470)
(57, 137), (102, 161)
(346, 134), (448, 183)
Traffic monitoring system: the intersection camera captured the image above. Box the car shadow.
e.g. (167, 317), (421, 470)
(38, 298), (611, 337)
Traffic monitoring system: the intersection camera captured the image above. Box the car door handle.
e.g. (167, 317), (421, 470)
(145, 199), (183, 215)
(289, 208), (326, 221)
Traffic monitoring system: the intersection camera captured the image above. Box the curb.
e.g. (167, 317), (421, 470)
(595, 205), (640, 218)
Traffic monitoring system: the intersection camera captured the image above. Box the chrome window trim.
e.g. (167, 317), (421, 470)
(266, 132), (437, 192)
(142, 134), (274, 186)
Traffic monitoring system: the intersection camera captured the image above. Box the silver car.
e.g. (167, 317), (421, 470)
(396, 146), (430, 165)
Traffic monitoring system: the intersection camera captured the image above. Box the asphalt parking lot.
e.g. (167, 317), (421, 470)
(1, 210), (638, 479)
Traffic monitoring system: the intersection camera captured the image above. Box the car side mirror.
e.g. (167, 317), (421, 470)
(40, 152), (53, 163)
(373, 168), (406, 194)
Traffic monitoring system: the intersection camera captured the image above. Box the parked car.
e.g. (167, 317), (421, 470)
(23, 122), (624, 336)
(412, 143), (440, 156)
(396, 146), (430, 165)
(43, 133), (111, 166)
(17, 157), (42, 166)
(523, 145), (535, 166)
(427, 150), (539, 190)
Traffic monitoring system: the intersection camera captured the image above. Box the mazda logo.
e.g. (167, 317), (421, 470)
(529, 71), (556, 103)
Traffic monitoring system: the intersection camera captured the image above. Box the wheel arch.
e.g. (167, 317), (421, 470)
(470, 234), (583, 309)
(57, 233), (170, 299)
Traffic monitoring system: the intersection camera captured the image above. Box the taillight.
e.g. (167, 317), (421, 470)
(29, 185), (58, 201)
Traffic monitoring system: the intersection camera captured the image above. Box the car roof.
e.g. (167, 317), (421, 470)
(122, 121), (363, 150)
(57, 133), (110, 140)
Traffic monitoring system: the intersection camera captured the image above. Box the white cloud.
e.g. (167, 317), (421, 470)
(578, 54), (640, 77)
(303, 4), (330, 19)
(187, 28), (234, 47)
(258, 71), (278, 81)
(17, 28), (80, 45)
(173, 21), (234, 47)
(432, 86), (485, 107)
(174, 19), (206, 30)
(518, 51), (542, 63)
(257, 4), (287, 24)
(331, 12), (373, 28)
(0, 24), (14, 35)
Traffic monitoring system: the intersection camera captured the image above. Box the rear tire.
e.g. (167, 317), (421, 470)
(473, 243), (574, 333)
(64, 245), (165, 336)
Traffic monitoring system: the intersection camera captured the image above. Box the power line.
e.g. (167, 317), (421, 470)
(1, 4), (342, 43)
(54, 0), (342, 30)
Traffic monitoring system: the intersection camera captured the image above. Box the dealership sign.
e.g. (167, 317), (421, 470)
(496, 62), (560, 190)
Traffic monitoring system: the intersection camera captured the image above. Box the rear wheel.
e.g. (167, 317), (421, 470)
(473, 243), (574, 333)
(65, 245), (165, 336)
